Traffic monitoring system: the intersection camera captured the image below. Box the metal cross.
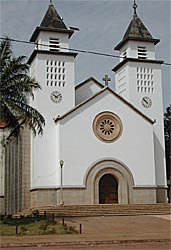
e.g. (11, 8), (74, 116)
(133, 0), (138, 15)
(102, 75), (111, 86)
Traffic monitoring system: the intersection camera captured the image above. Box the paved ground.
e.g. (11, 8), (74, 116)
(1, 214), (171, 250)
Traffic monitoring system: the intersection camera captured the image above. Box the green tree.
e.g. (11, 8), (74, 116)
(0, 38), (45, 138)
(164, 105), (171, 201)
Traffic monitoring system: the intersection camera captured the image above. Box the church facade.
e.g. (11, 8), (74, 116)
(2, 1), (168, 213)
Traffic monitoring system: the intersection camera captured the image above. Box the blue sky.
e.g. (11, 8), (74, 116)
(1, 0), (170, 109)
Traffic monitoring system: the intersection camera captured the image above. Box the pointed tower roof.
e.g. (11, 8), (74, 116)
(40, 1), (67, 30)
(30, 1), (74, 42)
(115, 1), (159, 50)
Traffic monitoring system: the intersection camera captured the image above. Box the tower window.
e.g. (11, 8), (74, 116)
(46, 60), (66, 87)
(138, 46), (147, 59)
(49, 38), (60, 51)
(136, 67), (154, 93)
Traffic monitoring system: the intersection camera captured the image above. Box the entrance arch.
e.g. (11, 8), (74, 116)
(84, 159), (134, 204)
(99, 174), (118, 204)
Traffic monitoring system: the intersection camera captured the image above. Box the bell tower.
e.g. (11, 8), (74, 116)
(28, 0), (78, 117)
(113, 1), (167, 202)
(28, 1), (78, 190)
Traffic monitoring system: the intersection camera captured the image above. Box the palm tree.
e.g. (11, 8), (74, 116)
(0, 38), (45, 139)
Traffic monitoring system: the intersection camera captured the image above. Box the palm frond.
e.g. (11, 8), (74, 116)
(0, 37), (45, 139)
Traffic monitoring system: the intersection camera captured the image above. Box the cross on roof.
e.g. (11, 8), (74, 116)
(102, 75), (111, 86)
(133, 0), (138, 15)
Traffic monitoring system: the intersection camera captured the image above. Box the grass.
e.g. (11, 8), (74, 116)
(0, 216), (78, 236)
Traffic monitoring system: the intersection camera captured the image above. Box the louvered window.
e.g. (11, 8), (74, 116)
(49, 38), (60, 51)
(138, 46), (147, 59)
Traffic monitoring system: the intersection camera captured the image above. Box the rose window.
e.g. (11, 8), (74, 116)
(100, 120), (115, 135)
(93, 112), (123, 143)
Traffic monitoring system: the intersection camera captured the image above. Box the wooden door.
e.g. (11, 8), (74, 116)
(99, 174), (118, 204)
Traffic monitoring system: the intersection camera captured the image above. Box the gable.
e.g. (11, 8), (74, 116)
(56, 87), (154, 125)
(75, 77), (104, 105)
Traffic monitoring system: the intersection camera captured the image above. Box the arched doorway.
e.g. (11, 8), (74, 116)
(99, 174), (118, 204)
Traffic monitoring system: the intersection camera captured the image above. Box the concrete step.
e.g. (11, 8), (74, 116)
(16, 204), (171, 217)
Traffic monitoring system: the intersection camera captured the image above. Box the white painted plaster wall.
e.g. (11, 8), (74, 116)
(115, 58), (166, 187)
(30, 51), (76, 188)
(75, 80), (103, 105)
(58, 90), (156, 188)
(36, 32), (70, 52)
(119, 41), (156, 61)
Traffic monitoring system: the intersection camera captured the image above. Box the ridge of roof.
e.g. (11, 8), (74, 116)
(75, 77), (104, 89)
(54, 87), (154, 124)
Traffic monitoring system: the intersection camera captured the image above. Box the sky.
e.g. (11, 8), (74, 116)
(0, 0), (170, 110)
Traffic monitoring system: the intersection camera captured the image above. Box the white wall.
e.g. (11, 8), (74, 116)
(58, 90), (156, 188)
(75, 80), (103, 105)
(119, 41), (156, 61)
(36, 31), (69, 52)
(29, 51), (76, 188)
(115, 58), (166, 187)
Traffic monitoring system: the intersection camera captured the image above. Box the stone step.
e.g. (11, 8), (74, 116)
(15, 204), (171, 217)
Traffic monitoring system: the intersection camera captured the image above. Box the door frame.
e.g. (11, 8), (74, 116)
(99, 173), (118, 204)
(84, 159), (134, 204)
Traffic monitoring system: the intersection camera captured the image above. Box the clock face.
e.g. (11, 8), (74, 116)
(141, 96), (152, 108)
(50, 91), (62, 103)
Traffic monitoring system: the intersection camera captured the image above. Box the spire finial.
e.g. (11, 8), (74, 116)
(133, 0), (138, 15)
(50, 0), (53, 5)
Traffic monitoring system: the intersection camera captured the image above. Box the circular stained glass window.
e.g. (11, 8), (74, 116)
(93, 112), (123, 143)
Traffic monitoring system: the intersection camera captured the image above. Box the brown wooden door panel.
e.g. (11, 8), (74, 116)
(99, 174), (118, 204)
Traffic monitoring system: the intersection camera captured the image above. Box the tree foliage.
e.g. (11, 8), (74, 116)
(0, 38), (45, 139)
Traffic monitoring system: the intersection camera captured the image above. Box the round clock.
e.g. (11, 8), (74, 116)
(50, 91), (62, 103)
(141, 96), (152, 108)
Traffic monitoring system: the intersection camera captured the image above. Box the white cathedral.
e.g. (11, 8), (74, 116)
(1, 1), (168, 213)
